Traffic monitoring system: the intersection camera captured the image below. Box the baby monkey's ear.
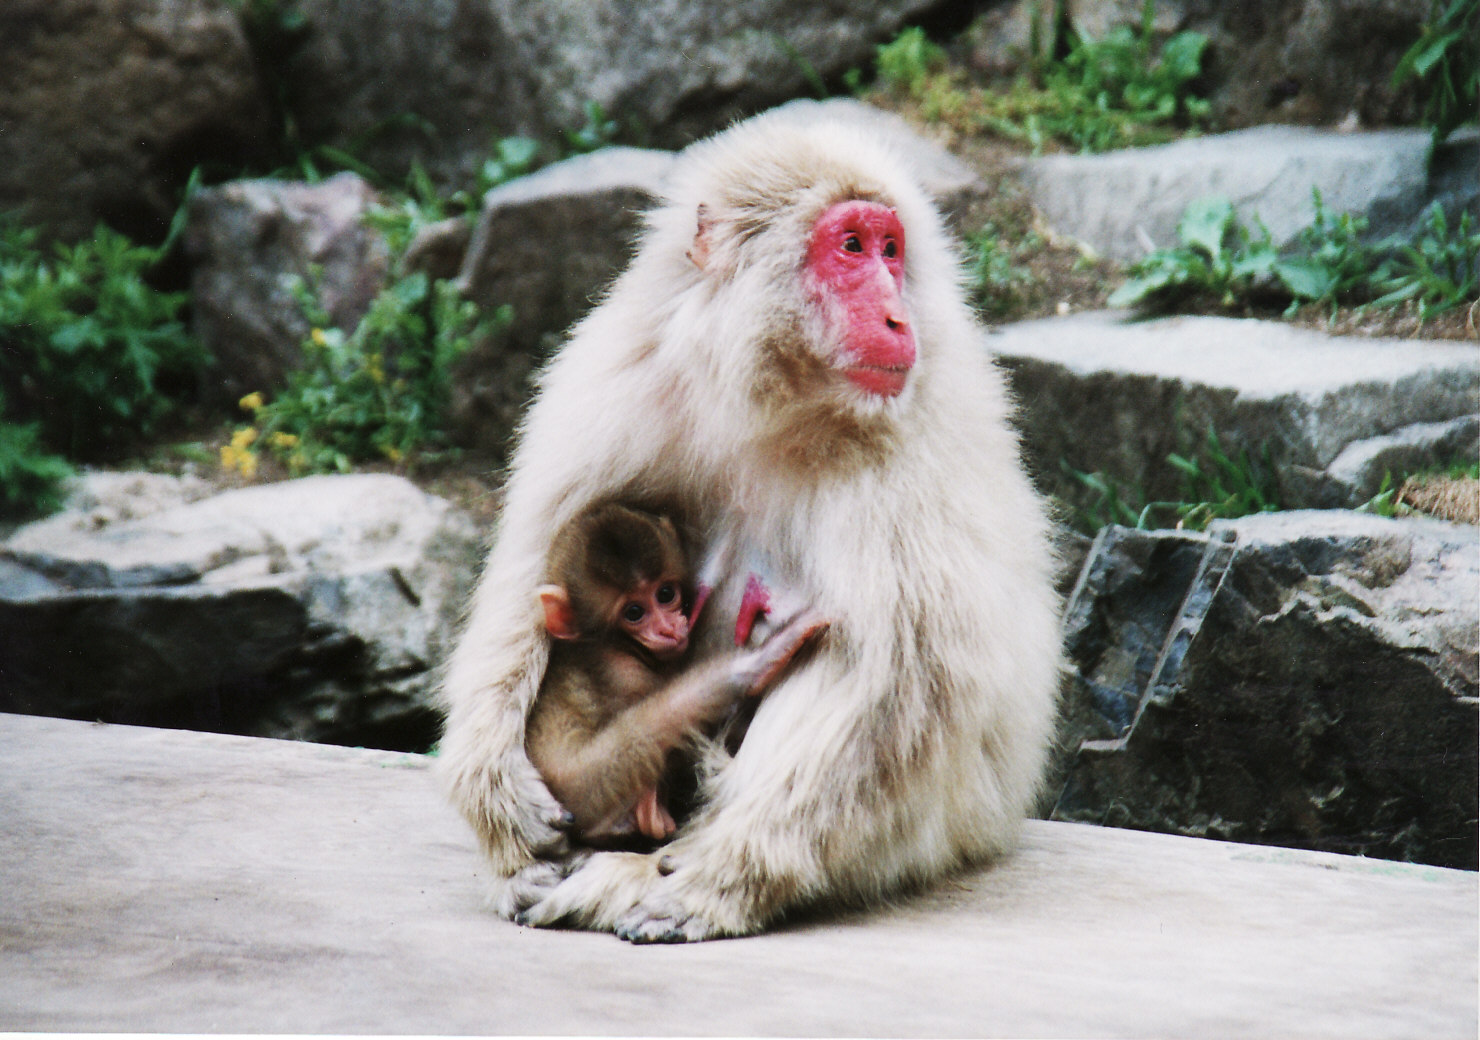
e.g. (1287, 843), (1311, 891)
(537, 585), (579, 640)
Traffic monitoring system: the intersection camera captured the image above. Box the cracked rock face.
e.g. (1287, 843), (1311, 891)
(0, 473), (482, 752)
(1048, 511), (1478, 869)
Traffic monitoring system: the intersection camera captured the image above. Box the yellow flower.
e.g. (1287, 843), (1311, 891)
(238, 392), (264, 413)
(367, 353), (386, 385)
(310, 328), (328, 347)
(269, 431), (300, 451)
(230, 426), (258, 450)
(381, 444), (403, 463)
(219, 442), (259, 479)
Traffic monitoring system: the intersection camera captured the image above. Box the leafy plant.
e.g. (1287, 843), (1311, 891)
(873, 5), (1209, 154)
(1356, 472), (1405, 518)
(227, 271), (507, 476)
(1369, 203), (1480, 318)
(1271, 192), (1378, 307)
(1392, 0), (1479, 146)
(1037, 3), (1211, 151)
(876, 27), (950, 97)
(1107, 195), (1280, 309)
(0, 415), (73, 518)
(0, 217), (205, 460)
(1113, 191), (1480, 318)
(565, 101), (620, 155)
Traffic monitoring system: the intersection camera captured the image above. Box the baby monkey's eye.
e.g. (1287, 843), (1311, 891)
(622, 602), (646, 624)
(656, 583), (679, 605)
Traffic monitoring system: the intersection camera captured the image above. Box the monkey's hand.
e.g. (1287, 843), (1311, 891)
(492, 847), (592, 920)
(516, 852), (762, 942)
(505, 744), (582, 860)
(733, 608), (830, 697)
(514, 850), (660, 931)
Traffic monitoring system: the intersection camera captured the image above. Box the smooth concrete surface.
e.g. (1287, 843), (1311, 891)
(0, 711), (1474, 1037)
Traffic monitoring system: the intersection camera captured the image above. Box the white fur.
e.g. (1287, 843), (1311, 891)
(438, 107), (1062, 940)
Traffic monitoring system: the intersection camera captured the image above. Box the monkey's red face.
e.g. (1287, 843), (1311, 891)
(805, 200), (916, 399)
(616, 578), (690, 660)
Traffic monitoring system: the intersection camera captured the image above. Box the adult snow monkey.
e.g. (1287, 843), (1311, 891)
(438, 106), (1062, 943)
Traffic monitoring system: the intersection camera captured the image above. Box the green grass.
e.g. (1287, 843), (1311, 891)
(1063, 427), (1281, 535)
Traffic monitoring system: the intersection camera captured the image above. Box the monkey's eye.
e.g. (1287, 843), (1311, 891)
(622, 602), (646, 624)
(656, 583), (679, 606)
(883, 238), (898, 259)
(843, 234), (863, 253)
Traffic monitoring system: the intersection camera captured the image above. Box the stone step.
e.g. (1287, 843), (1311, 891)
(1022, 125), (1480, 262)
(991, 309), (1480, 513)
(0, 712), (1473, 1036)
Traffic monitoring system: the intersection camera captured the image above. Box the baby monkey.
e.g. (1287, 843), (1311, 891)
(526, 502), (826, 846)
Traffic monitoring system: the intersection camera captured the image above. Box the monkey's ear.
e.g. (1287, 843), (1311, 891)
(686, 202), (714, 271)
(537, 585), (579, 640)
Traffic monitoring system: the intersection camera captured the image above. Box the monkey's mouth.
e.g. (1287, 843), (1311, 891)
(845, 364), (910, 398)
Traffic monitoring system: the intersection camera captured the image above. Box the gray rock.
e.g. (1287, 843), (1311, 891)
(963, 0), (1428, 130)
(457, 147), (675, 346)
(0, 473), (481, 751)
(1048, 511), (1479, 870)
(1023, 126), (1479, 262)
(1326, 416), (1480, 504)
(186, 173), (390, 405)
(0, 0), (272, 244)
(991, 310), (1480, 514)
(279, 0), (947, 186)
(449, 147), (675, 456)
(402, 217), (473, 282)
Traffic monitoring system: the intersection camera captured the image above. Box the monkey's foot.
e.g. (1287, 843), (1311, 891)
(613, 896), (725, 944)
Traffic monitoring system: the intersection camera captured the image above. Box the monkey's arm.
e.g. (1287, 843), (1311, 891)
(536, 613), (830, 843)
(437, 342), (685, 883)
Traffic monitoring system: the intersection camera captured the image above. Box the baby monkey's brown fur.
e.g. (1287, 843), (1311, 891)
(526, 502), (826, 846)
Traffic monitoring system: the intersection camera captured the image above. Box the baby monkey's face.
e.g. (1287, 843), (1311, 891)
(611, 574), (690, 660)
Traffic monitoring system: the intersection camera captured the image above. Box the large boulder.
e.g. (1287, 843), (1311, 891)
(0, 0), (272, 243)
(185, 172), (390, 405)
(277, 0), (950, 185)
(992, 310), (1480, 514)
(1047, 512), (1479, 870)
(0, 473), (481, 752)
(1023, 126), (1479, 262)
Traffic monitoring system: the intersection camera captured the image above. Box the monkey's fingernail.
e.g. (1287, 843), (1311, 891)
(556, 810), (576, 830)
(657, 855), (678, 876)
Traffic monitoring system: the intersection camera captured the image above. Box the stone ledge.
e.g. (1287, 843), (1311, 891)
(1, 712), (1473, 1036)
